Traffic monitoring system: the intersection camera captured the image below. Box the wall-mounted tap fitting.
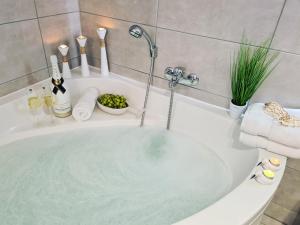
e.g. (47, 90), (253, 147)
(164, 66), (199, 88)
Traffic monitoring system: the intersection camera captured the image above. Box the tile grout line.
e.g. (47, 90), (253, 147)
(33, 0), (51, 77)
(2, 56), (80, 86)
(38, 11), (80, 19)
(154, 0), (160, 44)
(1, 67), (49, 85)
(270, 0), (287, 45)
(264, 214), (288, 225)
(0, 17), (37, 27)
(80, 11), (157, 28)
(0, 11), (80, 27)
(285, 165), (300, 172)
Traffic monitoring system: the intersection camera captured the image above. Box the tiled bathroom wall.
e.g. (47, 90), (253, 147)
(79, 0), (300, 109)
(79, 0), (300, 224)
(0, 0), (81, 96)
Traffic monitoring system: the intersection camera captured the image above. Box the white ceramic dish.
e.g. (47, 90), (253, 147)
(97, 101), (129, 115)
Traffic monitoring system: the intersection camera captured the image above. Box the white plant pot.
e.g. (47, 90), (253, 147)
(229, 100), (248, 119)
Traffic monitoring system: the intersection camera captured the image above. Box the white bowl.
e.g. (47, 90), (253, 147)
(97, 101), (129, 115)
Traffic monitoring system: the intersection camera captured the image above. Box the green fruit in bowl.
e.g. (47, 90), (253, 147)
(97, 94), (128, 109)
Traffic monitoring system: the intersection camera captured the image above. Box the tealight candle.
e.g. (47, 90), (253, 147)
(254, 169), (275, 185)
(270, 158), (281, 167)
(261, 158), (281, 171)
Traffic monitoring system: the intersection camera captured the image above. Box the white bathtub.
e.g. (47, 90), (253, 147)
(0, 67), (286, 225)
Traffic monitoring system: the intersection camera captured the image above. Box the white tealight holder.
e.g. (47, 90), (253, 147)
(76, 35), (90, 77)
(58, 44), (72, 78)
(254, 169), (275, 185)
(261, 158), (282, 171)
(96, 27), (109, 77)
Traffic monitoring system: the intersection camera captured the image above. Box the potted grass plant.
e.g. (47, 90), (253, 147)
(230, 38), (279, 119)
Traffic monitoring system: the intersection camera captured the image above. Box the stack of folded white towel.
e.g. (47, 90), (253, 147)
(239, 103), (300, 159)
(72, 87), (99, 121)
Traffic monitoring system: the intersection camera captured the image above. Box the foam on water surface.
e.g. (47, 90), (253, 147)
(0, 127), (232, 225)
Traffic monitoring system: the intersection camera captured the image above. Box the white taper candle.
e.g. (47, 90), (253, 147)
(96, 28), (109, 77)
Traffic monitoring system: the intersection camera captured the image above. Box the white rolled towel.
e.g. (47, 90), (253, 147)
(240, 132), (300, 159)
(241, 103), (300, 148)
(72, 87), (99, 121)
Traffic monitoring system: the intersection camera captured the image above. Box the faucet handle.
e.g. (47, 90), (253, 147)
(180, 73), (199, 86)
(165, 66), (185, 83)
(164, 67), (174, 75)
(173, 67), (185, 76)
(186, 73), (199, 85)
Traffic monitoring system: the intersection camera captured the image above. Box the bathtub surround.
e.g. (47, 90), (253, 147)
(0, 0), (81, 97)
(79, 0), (300, 224)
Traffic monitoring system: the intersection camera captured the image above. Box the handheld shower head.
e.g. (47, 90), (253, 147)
(129, 25), (157, 127)
(129, 25), (143, 38)
(129, 25), (157, 58)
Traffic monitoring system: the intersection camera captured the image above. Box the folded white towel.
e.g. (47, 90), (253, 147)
(240, 132), (300, 159)
(241, 103), (300, 148)
(72, 87), (99, 121)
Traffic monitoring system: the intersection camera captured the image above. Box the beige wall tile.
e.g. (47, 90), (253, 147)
(155, 28), (238, 98)
(157, 0), (284, 43)
(0, 69), (49, 97)
(153, 75), (229, 107)
(81, 12), (156, 74)
(80, 0), (158, 26)
(272, 0), (300, 54)
(39, 12), (81, 66)
(0, 20), (47, 84)
(252, 52), (300, 108)
(287, 159), (300, 171)
(272, 168), (300, 213)
(0, 0), (36, 24)
(110, 63), (148, 84)
(265, 202), (298, 225)
(35, 0), (79, 17)
(261, 215), (284, 225)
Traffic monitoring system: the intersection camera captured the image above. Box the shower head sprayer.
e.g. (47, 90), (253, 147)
(129, 25), (157, 58)
(129, 25), (143, 38)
